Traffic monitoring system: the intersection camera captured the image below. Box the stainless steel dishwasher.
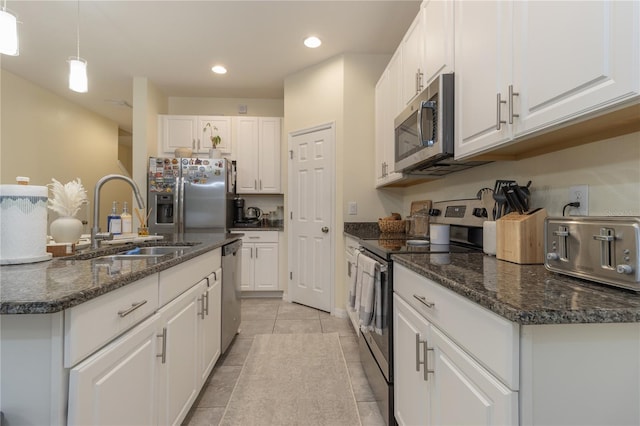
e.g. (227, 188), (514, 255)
(221, 239), (242, 353)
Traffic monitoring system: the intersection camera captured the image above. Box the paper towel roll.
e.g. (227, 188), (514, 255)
(483, 221), (497, 256)
(0, 185), (51, 264)
(430, 224), (450, 245)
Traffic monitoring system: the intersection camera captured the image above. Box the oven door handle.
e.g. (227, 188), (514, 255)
(413, 294), (435, 308)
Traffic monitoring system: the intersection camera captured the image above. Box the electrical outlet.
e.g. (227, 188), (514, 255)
(568, 185), (589, 216)
(348, 201), (357, 215)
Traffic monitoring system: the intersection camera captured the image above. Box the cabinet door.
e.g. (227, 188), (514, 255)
(198, 117), (232, 155)
(423, 0), (454, 86)
(67, 314), (160, 426)
(199, 270), (222, 384)
(454, 1), (513, 159)
(401, 12), (426, 106)
(254, 242), (279, 290)
(393, 294), (430, 426)
(157, 281), (202, 426)
(429, 325), (518, 426)
(234, 117), (259, 193)
(257, 117), (281, 193)
(240, 243), (255, 290)
(512, 1), (640, 136)
(160, 115), (198, 154)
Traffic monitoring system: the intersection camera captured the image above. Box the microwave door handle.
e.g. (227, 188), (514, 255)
(420, 100), (437, 147)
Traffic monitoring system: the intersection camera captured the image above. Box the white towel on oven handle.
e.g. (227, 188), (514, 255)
(357, 254), (382, 335)
(347, 251), (360, 311)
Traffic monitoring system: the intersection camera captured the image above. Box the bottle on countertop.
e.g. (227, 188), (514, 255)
(121, 201), (132, 234)
(107, 201), (122, 235)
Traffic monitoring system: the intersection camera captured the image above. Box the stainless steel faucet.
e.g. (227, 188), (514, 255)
(91, 174), (145, 249)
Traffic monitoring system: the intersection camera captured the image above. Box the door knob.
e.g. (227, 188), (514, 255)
(321, 226), (329, 233)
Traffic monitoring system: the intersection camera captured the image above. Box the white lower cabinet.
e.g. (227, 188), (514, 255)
(393, 294), (517, 426)
(240, 231), (279, 291)
(65, 249), (222, 425)
(157, 280), (204, 426)
(67, 313), (161, 425)
(199, 270), (222, 383)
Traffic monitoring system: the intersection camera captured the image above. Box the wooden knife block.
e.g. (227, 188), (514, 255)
(496, 209), (547, 264)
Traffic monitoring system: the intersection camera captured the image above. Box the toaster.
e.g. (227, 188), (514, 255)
(544, 216), (640, 291)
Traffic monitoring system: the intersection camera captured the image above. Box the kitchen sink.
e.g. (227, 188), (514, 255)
(119, 246), (189, 256)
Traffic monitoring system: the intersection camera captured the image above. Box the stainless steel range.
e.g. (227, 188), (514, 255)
(545, 216), (640, 291)
(356, 198), (486, 425)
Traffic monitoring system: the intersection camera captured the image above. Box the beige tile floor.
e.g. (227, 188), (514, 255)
(183, 298), (386, 426)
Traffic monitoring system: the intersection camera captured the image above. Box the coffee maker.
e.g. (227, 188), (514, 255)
(233, 197), (246, 223)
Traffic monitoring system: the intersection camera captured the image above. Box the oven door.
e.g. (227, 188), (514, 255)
(359, 249), (392, 381)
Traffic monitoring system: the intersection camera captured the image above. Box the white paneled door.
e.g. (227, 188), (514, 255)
(288, 123), (334, 313)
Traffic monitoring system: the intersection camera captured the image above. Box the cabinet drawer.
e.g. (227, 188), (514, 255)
(242, 231), (278, 243)
(394, 264), (519, 390)
(64, 274), (159, 368)
(159, 249), (220, 306)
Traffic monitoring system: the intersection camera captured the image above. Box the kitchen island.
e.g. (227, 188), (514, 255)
(0, 232), (241, 425)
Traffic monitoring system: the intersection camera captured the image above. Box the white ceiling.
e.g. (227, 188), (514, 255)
(1, 1), (420, 133)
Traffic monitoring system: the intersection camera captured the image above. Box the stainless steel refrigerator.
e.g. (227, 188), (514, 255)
(147, 157), (234, 234)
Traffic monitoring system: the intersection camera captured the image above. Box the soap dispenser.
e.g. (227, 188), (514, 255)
(121, 201), (132, 234)
(107, 201), (122, 235)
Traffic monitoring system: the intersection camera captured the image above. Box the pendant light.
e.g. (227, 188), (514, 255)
(0, 0), (19, 56)
(68, 0), (87, 93)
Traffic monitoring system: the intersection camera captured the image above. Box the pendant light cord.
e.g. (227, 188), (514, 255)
(76, 0), (80, 58)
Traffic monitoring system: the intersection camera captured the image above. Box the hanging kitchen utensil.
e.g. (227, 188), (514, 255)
(493, 180), (517, 219)
(477, 188), (495, 220)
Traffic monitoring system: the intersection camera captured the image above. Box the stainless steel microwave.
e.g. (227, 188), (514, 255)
(394, 73), (455, 174)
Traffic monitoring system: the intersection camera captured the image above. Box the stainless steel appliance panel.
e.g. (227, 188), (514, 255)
(545, 216), (640, 291)
(221, 239), (242, 353)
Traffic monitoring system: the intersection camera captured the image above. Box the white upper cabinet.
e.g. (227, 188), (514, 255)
(235, 117), (282, 194)
(158, 115), (232, 156)
(455, 0), (640, 159)
(422, 0), (454, 86)
(400, 12), (427, 106)
(511, 1), (640, 135)
(375, 49), (404, 188)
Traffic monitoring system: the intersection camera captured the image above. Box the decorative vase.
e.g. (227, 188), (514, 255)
(209, 148), (221, 158)
(50, 216), (83, 244)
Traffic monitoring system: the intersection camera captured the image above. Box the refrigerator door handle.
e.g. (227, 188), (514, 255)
(178, 176), (185, 233)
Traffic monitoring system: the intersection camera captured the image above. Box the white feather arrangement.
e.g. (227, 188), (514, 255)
(48, 178), (88, 217)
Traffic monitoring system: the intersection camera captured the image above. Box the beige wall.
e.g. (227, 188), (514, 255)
(0, 70), (131, 232)
(284, 53), (391, 312)
(168, 97), (283, 117)
(396, 131), (640, 217)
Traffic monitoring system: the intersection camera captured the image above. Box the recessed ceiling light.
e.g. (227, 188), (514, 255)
(211, 65), (227, 74)
(304, 36), (321, 49)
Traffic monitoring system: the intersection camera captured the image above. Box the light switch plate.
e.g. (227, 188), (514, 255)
(348, 201), (357, 215)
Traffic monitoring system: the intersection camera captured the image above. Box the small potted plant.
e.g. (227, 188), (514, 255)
(204, 123), (222, 158)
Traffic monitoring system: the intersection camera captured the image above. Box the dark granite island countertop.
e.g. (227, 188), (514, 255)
(0, 232), (242, 315)
(393, 252), (640, 325)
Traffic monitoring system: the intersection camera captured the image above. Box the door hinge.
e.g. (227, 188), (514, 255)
(289, 271), (292, 280)
(290, 211), (293, 220)
(289, 150), (293, 159)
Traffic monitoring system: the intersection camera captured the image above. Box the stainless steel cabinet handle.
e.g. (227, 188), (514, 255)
(254, 180), (257, 190)
(192, 139), (196, 150)
(259, 180), (262, 190)
(417, 68), (423, 93)
(198, 296), (205, 319)
(413, 294), (435, 308)
(415, 333), (434, 381)
(157, 327), (167, 364)
(204, 291), (209, 316)
(508, 85), (519, 124)
(117, 300), (147, 317)
(496, 93), (507, 130)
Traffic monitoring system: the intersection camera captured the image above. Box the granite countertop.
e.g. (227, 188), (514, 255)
(0, 232), (242, 315)
(393, 253), (640, 325)
(343, 224), (640, 325)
